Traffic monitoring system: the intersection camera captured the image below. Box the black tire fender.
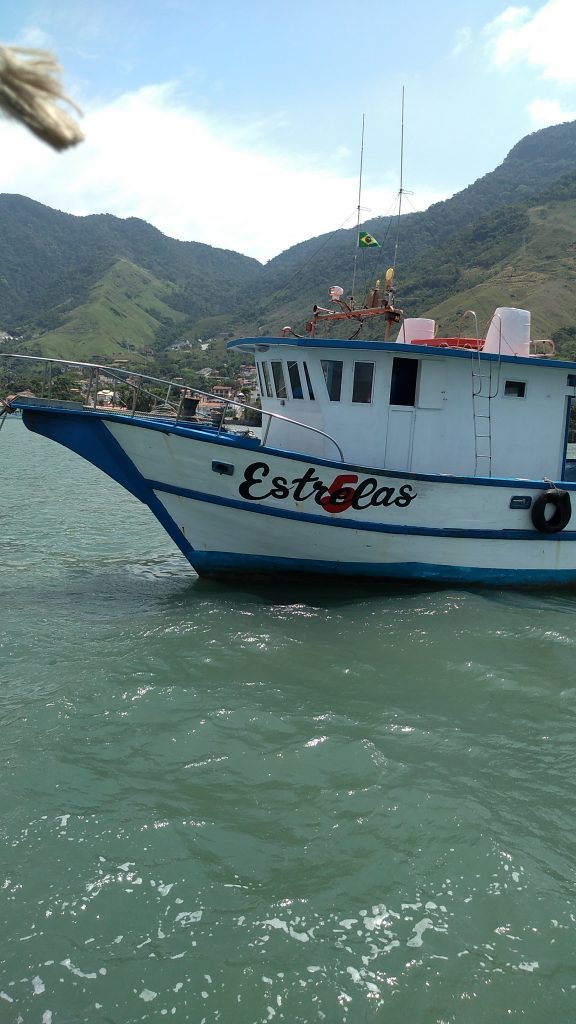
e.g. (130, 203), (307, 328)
(531, 488), (572, 533)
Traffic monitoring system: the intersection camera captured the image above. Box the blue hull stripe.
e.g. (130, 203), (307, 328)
(190, 550), (576, 586)
(148, 477), (576, 542)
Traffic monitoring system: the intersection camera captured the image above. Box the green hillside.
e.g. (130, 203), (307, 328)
(400, 176), (576, 346)
(0, 196), (261, 346)
(21, 259), (188, 362)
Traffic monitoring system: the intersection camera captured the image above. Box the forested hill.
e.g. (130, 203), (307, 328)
(1, 118), (576, 363)
(0, 197), (261, 329)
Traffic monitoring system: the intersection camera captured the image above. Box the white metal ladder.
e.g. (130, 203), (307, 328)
(470, 312), (502, 477)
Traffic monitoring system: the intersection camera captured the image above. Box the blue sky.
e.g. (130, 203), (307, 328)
(1, 0), (575, 261)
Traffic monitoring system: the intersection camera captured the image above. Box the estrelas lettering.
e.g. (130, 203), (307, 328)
(239, 461), (417, 514)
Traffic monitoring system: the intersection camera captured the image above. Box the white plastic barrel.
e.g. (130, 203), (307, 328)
(396, 318), (435, 344)
(483, 308), (531, 356)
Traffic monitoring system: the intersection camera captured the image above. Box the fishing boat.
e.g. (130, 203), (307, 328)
(3, 279), (576, 586)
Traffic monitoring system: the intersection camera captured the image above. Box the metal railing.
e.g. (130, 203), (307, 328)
(1, 353), (345, 461)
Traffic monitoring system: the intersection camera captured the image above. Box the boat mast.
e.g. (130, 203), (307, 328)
(392, 86), (405, 273)
(350, 113), (365, 304)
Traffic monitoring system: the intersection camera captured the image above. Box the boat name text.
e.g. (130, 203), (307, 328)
(238, 462), (417, 514)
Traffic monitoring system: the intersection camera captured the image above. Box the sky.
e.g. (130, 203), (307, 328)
(1, 0), (575, 263)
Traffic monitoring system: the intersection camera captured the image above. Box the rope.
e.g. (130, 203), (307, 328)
(0, 45), (83, 151)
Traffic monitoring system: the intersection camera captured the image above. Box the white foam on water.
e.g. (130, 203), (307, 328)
(0, 992), (14, 1003)
(363, 912), (391, 932)
(406, 917), (434, 948)
(32, 976), (45, 994)
(56, 816), (70, 828)
(175, 910), (202, 926)
(60, 959), (97, 979)
(264, 918), (288, 933)
(42, 1013), (52, 1024)
(517, 961), (539, 972)
(139, 989), (157, 1001)
(157, 883), (174, 896)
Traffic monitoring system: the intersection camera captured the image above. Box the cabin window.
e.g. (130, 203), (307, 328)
(504, 380), (526, 398)
(568, 374), (576, 388)
(390, 357), (418, 406)
(256, 362), (266, 396)
(303, 362), (315, 400)
(321, 359), (343, 401)
(271, 360), (287, 398)
(287, 360), (304, 399)
(261, 361), (273, 398)
(352, 361), (374, 403)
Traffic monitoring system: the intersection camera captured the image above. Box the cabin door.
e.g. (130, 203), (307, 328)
(385, 408), (415, 471)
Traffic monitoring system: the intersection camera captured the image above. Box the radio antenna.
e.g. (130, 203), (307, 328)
(350, 113), (365, 302)
(392, 87), (406, 273)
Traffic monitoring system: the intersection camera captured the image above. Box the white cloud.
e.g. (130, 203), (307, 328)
(0, 83), (447, 262)
(14, 25), (55, 49)
(485, 0), (576, 84)
(452, 27), (472, 57)
(528, 98), (576, 127)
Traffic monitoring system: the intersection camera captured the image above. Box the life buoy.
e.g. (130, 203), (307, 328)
(531, 488), (572, 533)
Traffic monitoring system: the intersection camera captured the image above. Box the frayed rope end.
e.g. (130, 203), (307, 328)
(0, 45), (84, 151)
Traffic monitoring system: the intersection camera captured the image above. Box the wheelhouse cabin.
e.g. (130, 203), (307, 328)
(230, 307), (573, 483)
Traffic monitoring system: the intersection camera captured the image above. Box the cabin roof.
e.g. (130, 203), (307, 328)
(228, 335), (576, 371)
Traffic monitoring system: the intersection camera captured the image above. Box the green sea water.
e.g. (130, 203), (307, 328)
(2, 416), (576, 1023)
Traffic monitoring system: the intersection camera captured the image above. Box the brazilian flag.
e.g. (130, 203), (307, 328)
(358, 232), (380, 248)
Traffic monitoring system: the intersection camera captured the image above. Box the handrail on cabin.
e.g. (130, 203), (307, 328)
(0, 352), (345, 462)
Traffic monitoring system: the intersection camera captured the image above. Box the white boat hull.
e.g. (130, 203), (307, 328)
(17, 406), (576, 584)
(20, 409), (572, 585)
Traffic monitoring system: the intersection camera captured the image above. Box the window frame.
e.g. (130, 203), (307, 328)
(352, 360), (375, 404)
(321, 359), (344, 402)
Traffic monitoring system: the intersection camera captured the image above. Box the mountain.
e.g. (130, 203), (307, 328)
(2, 119), (576, 362)
(0, 196), (261, 361)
